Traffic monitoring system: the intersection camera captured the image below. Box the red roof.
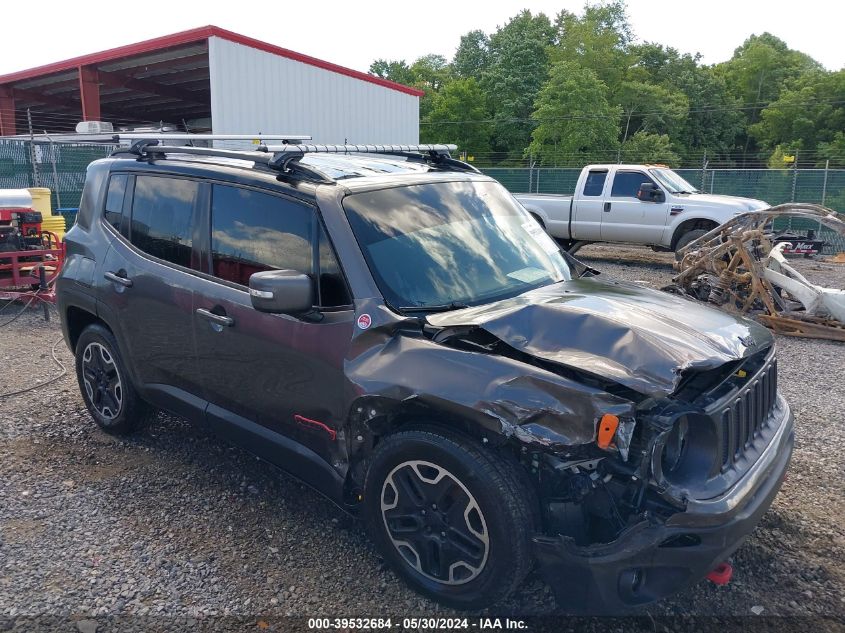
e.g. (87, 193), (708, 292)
(0, 25), (424, 97)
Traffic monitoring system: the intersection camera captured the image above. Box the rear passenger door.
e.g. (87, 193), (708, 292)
(97, 173), (205, 417)
(191, 183), (354, 466)
(600, 170), (668, 244)
(571, 169), (608, 241)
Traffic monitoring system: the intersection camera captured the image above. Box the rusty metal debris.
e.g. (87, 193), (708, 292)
(669, 203), (845, 342)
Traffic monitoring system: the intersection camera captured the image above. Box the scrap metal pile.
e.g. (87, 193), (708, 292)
(669, 203), (845, 341)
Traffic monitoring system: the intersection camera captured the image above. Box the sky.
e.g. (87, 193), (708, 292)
(0, 0), (842, 78)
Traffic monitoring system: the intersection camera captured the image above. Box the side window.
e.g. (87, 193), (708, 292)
(210, 184), (313, 287)
(318, 224), (351, 307)
(130, 175), (197, 268)
(104, 174), (128, 230)
(611, 171), (657, 199)
(582, 170), (607, 197)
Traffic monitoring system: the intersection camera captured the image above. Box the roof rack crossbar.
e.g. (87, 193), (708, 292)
(112, 142), (275, 165)
(388, 151), (481, 174)
(262, 143), (473, 172)
(112, 133), (312, 143)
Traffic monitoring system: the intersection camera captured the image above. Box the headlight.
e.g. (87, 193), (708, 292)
(657, 413), (718, 487)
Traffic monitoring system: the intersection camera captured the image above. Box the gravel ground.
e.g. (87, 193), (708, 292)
(0, 245), (843, 632)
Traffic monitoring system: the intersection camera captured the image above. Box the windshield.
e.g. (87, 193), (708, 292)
(649, 168), (699, 194)
(343, 181), (571, 311)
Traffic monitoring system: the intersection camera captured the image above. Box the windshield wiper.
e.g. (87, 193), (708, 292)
(398, 301), (470, 313)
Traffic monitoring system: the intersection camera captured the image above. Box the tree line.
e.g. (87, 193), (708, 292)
(369, 2), (845, 168)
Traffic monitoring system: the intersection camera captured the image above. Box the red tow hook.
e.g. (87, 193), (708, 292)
(706, 562), (733, 585)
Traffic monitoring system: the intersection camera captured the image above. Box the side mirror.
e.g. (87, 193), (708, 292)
(637, 182), (665, 203)
(249, 270), (314, 315)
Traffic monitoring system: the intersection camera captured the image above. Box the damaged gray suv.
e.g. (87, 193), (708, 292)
(57, 141), (793, 611)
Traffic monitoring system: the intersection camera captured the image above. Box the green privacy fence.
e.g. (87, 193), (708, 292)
(482, 166), (845, 211)
(1, 139), (843, 251)
(0, 139), (116, 209)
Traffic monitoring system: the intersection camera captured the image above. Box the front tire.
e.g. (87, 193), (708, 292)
(364, 428), (537, 609)
(75, 324), (150, 435)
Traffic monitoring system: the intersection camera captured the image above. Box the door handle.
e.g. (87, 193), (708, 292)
(104, 271), (133, 287)
(196, 307), (234, 327)
(603, 202), (612, 212)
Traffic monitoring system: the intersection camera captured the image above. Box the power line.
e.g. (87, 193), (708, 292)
(420, 98), (845, 125)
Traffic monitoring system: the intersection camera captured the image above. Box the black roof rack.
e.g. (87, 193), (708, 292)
(111, 140), (479, 181)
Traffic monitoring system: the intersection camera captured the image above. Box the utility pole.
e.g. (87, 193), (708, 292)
(790, 150), (799, 202)
(27, 108), (41, 187)
(701, 150), (708, 191)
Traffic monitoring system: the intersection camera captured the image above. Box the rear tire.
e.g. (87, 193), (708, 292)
(74, 324), (150, 435)
(364, 428), (537, 610)
(674, 229), (708, 258)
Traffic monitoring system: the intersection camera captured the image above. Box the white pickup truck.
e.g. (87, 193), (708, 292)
(515, 164), (769, 253)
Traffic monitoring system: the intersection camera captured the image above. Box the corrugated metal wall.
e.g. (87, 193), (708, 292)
(208, 37), (419, 146)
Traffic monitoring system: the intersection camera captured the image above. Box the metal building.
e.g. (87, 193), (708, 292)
(0, 26), (422, 144)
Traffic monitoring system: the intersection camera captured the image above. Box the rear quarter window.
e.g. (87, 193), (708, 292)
(103, 174), (128, 231)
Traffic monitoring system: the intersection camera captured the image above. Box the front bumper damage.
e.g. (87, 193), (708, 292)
(533, 396), (794, 612)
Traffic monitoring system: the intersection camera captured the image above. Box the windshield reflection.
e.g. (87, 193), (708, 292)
(343, 181), (571, 311)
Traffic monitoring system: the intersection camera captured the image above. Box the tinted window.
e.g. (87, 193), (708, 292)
(582, 170), (607, 197)
(104, 174), (127, 230)
(210, 185), (313, 287)
(130, 176), (197, 268)
(611, 171), (656, 198)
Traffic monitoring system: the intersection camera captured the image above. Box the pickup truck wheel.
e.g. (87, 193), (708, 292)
(75, 324), (150, 435)
(674, 229), (708, 257)
(364, 428), (536, 609)
(566, 240), (590, 256)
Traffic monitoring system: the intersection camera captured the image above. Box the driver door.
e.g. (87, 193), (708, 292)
(191, 182), (354, 466)
(600, 170), (669, 244)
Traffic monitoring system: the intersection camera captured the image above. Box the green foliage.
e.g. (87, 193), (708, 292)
(421, 78), (491, 154)
(527, 62), (621, 166)
(751, 70), (845, 164)
(453, 30), (491, 79)
(619, 131), (680, 165)
(818, 131), (845, 165)
(616, 80), (688, 140)
(717, 33), (820, 107)
(482, 10), (556, 160)
(368, 59), (415, 86)
(368, 2), (837, 168)
(551, 1), (633, 89)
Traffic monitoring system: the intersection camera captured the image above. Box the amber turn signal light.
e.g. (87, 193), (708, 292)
(597, 414), (619, 449)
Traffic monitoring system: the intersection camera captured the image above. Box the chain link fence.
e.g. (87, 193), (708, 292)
(1, 139), (843, 251)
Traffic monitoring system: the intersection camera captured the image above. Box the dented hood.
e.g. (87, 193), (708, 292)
(426, 278), (773, 397)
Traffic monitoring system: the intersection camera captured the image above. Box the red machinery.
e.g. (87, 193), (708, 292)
(0, 205), (65, 317)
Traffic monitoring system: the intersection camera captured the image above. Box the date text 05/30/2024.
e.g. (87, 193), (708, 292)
(307, 618), (528, 630)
